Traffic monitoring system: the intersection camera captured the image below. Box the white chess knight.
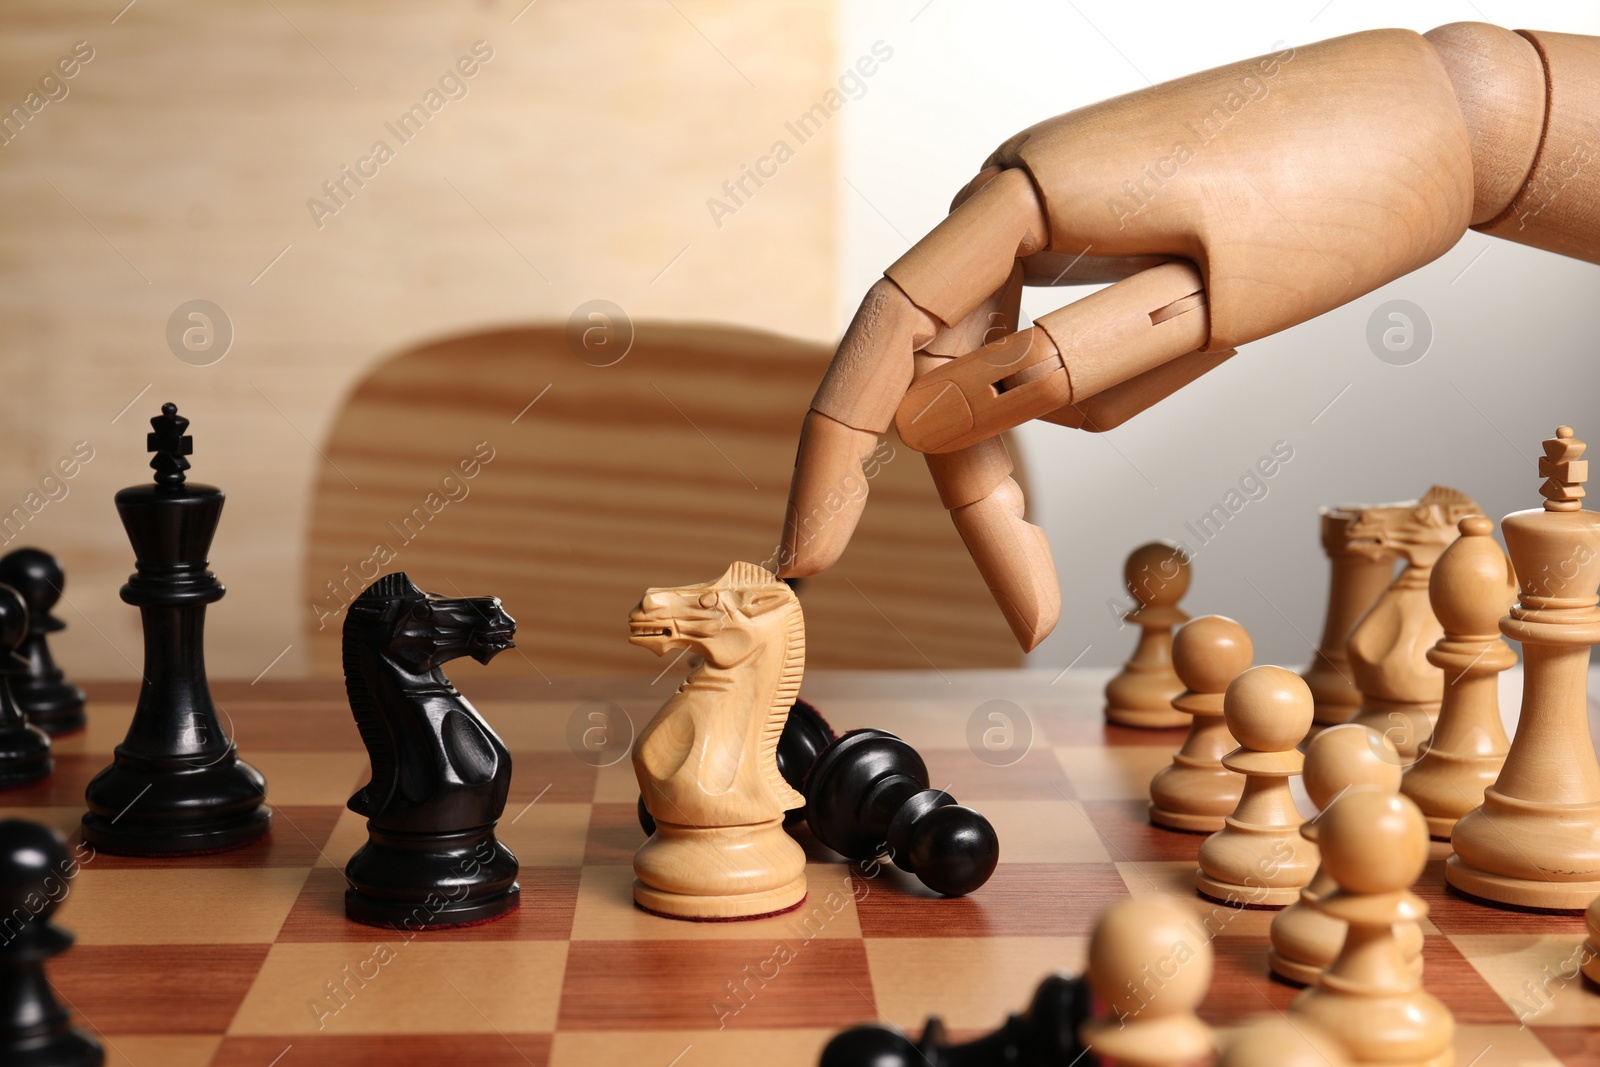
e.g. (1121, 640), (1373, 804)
(628, 562), (809, 921)
(1344, 487), (1482, 762)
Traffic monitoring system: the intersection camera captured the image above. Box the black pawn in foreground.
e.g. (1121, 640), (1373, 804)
(342, 573), (520, 929)
(637, 698), (834, 836)
(0, 550), (86, 736)
(807, 728), (999, 897)
(821, 973), (1095, 1067)
(0, 819), (102, 1067)
(81, 404), (270, 855)
(0, 587), (51, 787)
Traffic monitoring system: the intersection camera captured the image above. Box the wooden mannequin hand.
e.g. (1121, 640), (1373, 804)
(780, 24), (1598, 651)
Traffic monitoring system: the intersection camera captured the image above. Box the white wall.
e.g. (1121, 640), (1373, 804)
(837, 0), (1600, 670)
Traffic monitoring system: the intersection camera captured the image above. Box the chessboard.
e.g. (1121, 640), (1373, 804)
(10, 668), (1600, 1067)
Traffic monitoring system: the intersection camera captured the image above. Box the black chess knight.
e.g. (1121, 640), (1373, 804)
(81, 404), (271, 854)
(0, 586), (52, 787)
(0, 549), (86, 736)
(341, 572), (521, 929)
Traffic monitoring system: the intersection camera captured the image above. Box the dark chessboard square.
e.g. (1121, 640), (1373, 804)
(1531, 1024), (1600, 1066)
(278, 864), (579, 942)
(583, 802), (647, 865)
(854, 862), (1128, 938)
(559, 939), (874, 1031)
(1079, 799), (1209, 862)
(52, 944), (269, 1033)
(211, 1034), (553, 1066)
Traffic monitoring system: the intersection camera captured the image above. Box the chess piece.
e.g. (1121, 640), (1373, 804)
(1216, 1017), (1348, 1067)
(1449, 426), (1600, 909)
(1302, 506), (1401, 731)
(1196, 666), (1318, 907)
(1402, 515), (1516, 839)
(820, 973), (1094, 1067)
(1149, 615), (1250, 832)
(1269, 724), (1422, 986)
(1347, 487), (1481, 761)
(807, 728), (999, 897)
(636, 698), (834, 837)
(1079, 895), (1213, 1066)
(81, 404), (271, 855)
(0, 587), (51, 787)
(341, 573), (520, 928)
(1291, 791), (1453, 1066)
(1106, 542), (1190, 728)
(630, 563), (810, 919)
(0, 819), (103, 1067)
(0, 550), (86, 736)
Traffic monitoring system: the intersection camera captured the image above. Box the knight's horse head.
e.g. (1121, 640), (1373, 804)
(1344, 486), (1482, 568)
(346, 572), (516, 675)
(629, 562), (797, 668)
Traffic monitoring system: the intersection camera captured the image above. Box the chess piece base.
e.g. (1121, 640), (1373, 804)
(344, 826), (521, 929)
(1291, 988), (1453, 1067)
(1267, 948), (1324, 986)
(1401, 750), (1503, 841)
(634, 818), (807, 921)
(1444, 853), (1600, 911)
(1148, 802), (1224, 834)
(81, 756), (271, 855)
(1105, 706), (1189, 729)
(15, 681), (87, 737)
(0, 725), (52, 787)
(4, 1029), (104, 1067)
(1270, 899), (1425, 986)
(1195, 871), (1301, 908)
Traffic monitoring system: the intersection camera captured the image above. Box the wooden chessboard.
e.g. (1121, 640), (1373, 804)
(9, 669), (1600, 1067)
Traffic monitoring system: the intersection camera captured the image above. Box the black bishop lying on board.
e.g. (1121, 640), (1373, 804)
(821, 972), (1096, 1067)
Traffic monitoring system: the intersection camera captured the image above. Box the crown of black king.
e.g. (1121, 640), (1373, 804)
(147, 402), (193, 488)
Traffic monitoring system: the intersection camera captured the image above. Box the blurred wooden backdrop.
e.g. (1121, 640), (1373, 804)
(0, 1), (842, 678)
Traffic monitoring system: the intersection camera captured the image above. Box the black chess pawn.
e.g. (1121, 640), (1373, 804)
(81, 404), (271, 855)
(0, 587), (52, 787)
(342, 573), (521, 929)
(0, 550), (86, 736)
(636, 698), (834, 836)
(806, 728), (999, 897)
(821, 973), (1095, 1067)
(0, 819), (103, 1067)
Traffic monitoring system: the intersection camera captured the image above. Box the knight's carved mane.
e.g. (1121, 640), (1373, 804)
(343, 572), (425, 814)
(705, 562), (804, 804)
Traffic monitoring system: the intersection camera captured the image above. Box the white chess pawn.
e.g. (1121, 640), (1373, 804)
(1149, 615), (1251, 833)
(1269, 724), (1422, 985)
(1106, 542), (1191, 728)
(1291, 791), (1453, 1067)
(1079, 894), (1213, 1067)
(1401, 515), (1516, 839)
(1196, 666), (1319, 907)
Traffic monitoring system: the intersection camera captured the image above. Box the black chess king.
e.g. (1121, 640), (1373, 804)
(81, 404), (271, 854)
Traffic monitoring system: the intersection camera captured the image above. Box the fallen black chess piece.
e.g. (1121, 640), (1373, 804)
(636, 697), (834, 835)
(821, 972), (1096, 1067)
(807, 728), (999, 897)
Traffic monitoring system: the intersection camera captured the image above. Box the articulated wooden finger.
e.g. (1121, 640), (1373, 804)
(810, 277), (935, 435)
(1043, 347), (1237, 433)
(1473, 30), (1600, 264)
(948, 476), (1061, 651)
(884, 168), (1048, 329)
(923, 262), (1024, 358)
(894, 262), (1206, 454)
(779, 411), (882, 577)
